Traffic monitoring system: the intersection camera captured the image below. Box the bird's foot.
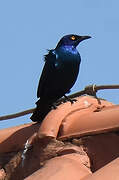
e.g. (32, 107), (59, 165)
(70, 98), (77, 104)
(64, 95), (77, 104)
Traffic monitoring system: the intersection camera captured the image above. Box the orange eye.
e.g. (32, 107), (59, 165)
(70, 36), (75, 40)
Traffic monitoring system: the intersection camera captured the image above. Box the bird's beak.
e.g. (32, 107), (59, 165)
(75, 35), (91, 47)
(79, 35), (91, 42)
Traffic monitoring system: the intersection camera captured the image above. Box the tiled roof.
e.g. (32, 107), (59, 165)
(0, 95), (119, 179)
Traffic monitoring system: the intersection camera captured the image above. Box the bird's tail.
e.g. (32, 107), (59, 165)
(30, 99), (51, 122)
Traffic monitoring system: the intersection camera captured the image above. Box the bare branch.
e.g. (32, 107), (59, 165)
(0, 84), (119, 121)
(0, 108), (35, 121)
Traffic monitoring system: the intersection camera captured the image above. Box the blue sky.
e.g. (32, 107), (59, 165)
(0, 0), (119, 129)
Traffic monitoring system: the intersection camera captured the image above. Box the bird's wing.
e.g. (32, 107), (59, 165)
(37, 50), (60, 98)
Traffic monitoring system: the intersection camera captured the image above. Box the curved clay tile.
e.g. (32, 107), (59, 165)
(25, 154), (91, 180)
(0, 123), (39, 153)
(58, 105), (119, 140)
(1, 95), (119, 179)
(82, 133), (119, 172)
(82, 158), (119, 180)
(38, 95), (116, 139)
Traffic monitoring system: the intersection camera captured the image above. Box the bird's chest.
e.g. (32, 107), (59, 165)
(54, 51), (80, 74)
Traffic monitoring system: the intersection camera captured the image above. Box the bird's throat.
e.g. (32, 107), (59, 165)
(62, 45), (78, 55)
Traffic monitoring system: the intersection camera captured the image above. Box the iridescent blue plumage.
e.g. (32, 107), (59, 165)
(31, 34), (91, 122)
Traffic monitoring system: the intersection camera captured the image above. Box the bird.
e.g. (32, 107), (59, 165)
(30, 34), (91, 122)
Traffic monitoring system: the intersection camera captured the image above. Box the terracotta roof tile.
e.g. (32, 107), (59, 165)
(0, 123), (39, 153)
(82, 158), (119, 180)
(81, 133), (119, 172)
(0, 95), (119, 179)
(25, 154), (91, 180)
(38, 96), (117, 140)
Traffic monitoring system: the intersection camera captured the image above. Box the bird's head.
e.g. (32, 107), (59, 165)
(56, 34), (91, 48)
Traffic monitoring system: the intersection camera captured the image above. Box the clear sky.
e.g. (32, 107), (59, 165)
(0, 0), (119, 129)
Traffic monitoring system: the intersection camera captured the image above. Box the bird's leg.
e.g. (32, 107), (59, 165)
(64, 95), (77, 104)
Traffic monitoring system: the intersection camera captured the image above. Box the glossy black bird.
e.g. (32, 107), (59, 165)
(31, 34), (91, 122)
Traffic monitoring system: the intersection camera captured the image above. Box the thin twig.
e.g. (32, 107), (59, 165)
(0, 84), (119, 121)
(0, 108), (35, 121)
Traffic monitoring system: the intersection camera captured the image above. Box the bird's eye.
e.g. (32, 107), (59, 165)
(70, 36), (76, 41)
